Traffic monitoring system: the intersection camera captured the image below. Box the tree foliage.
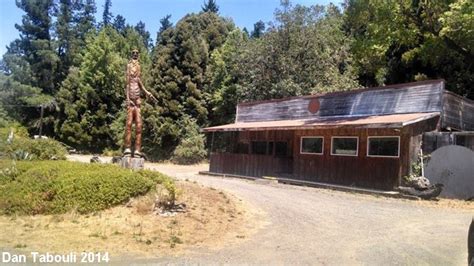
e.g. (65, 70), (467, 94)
(344, 0), (473, 98)
(145, 12), (233, 159)
(202, 0), (219, 13)
(206, 1), (359, 126)
(135, 21), (152, 50)
(102, 0), (113, 26)
(251, 20), (265, 38)
(171, 115), (207, 164)
(1, 0), (472, 159)
(55, 27), (150, 151)
(113, 14), (127, 34)
(12, 0), (58, 95)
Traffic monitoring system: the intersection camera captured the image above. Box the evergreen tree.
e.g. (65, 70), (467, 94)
(13, 0), (59, 94)
(156, 14), (173, 44)
(102, 0), (113, 26)
(202, 0), (219, 13)
(113, 14), (126, 34)
(242, 27), (250, 37)
(75, 0), (96, 41)
(56, 0), (76, 83)
(147, 12), (233, 159)
(171, 115), (207, 164)
(2, 40), (35, 85)
(206, 29), (248, 125)
(250, 20), (265, 38)
(0, 73), (51, 127)
(134, 21), (152, 49)
(55, 27), (150, 150)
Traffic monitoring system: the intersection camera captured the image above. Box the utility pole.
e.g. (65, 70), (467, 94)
(39, 104), (44, 138)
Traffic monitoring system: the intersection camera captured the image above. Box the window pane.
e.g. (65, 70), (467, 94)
(268, 142), (274, 155)
(301, 137), (323, 154)
(234, 143), (249, 154)
(275, 142), (288, 157)
(332, 137), (358, 156)
(368, 137), (399, 157)
(251, 141), (267, 155)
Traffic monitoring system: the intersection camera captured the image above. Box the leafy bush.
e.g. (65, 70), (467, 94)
(102, 148), (122, 157)
(0, 160), (175, 215)
(171, 116), (207, 164)
(0, 125), (67, 160)
(10, 138), (67, 160)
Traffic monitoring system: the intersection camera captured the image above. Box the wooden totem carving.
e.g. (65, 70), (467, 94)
(123, 49), (156, 158)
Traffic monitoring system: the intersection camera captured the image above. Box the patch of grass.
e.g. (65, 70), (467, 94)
(14, 244), (27, 248)
(169, 235), (183, 248)
(89, 232), (107, 239)
(0, 160), (175, 215)
(88, 233), (100, 238)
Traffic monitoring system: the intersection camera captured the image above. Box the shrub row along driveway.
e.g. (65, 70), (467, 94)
(139, 163), (472, 265)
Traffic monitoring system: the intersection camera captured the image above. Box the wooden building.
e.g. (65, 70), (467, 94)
(203, 80), (474, 190)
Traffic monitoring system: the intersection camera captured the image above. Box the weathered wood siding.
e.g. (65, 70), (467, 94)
(210, 128), (416, 190)
(209, 154), (293, 177)
(291, 127), (405, 190)
(442, 92), (474, 131)
(236, 80), (444, 123)
(423, 132), (474, 153)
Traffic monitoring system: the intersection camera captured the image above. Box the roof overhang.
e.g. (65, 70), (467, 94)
(202, 112), (440, 132)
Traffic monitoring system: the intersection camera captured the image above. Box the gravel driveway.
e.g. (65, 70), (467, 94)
(67, 156), (472, 265)
(134, 163), (472, 265)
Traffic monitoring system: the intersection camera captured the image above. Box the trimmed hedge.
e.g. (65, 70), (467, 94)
(0, 160), (175, 215)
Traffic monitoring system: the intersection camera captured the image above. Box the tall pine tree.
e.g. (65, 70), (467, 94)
(75, 0), (96, 42)
(56, 0), (76, 83)
(146, 12), (233, 159)
(13, 0), (59, 94)
(202, 0), (219, 13)
(156, 14), (172, 45)
(102, 0), (113, 26)
(251, 20), (265, 38)
(113, 14), (126, 34)
(134, 21), (152, 50)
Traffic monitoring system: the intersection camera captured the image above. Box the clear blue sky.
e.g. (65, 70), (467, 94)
(0, 0), (337, 56)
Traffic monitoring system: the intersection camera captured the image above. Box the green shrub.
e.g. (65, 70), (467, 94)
(0, 123), (29, 139)
(12, 138), (67, 160)
(0, 125), (67, 160)
(171, 116), (207, 165)
(102, 148), (122, 157)
(0, 160), (175, 215)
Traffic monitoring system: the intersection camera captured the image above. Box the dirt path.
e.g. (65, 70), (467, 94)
(68, 156), (473, 265)
(141, 163), (472, 265)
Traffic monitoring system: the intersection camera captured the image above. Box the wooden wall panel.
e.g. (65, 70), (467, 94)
(442, 92), (474, 131)
(210, 127), (410, 190)
(292, 128), (402, 190)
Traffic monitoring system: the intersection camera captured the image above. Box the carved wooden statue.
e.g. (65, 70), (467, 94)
(123, 49), (156, 158)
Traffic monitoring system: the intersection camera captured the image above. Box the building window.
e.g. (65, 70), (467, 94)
(331, 137), (358, 156)
(275, 142), (288, 157)
(367, 136), (400, 157)
(251, 141), (267, 155)
(300, 137), (324, 154)
(234, 143), (249, 154)
(268, 141), (274, 155)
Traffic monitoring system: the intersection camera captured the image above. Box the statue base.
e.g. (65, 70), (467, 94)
(120, 156), (145, 170)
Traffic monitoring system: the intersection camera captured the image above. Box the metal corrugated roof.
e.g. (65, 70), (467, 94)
(202, 112), (440, 132)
